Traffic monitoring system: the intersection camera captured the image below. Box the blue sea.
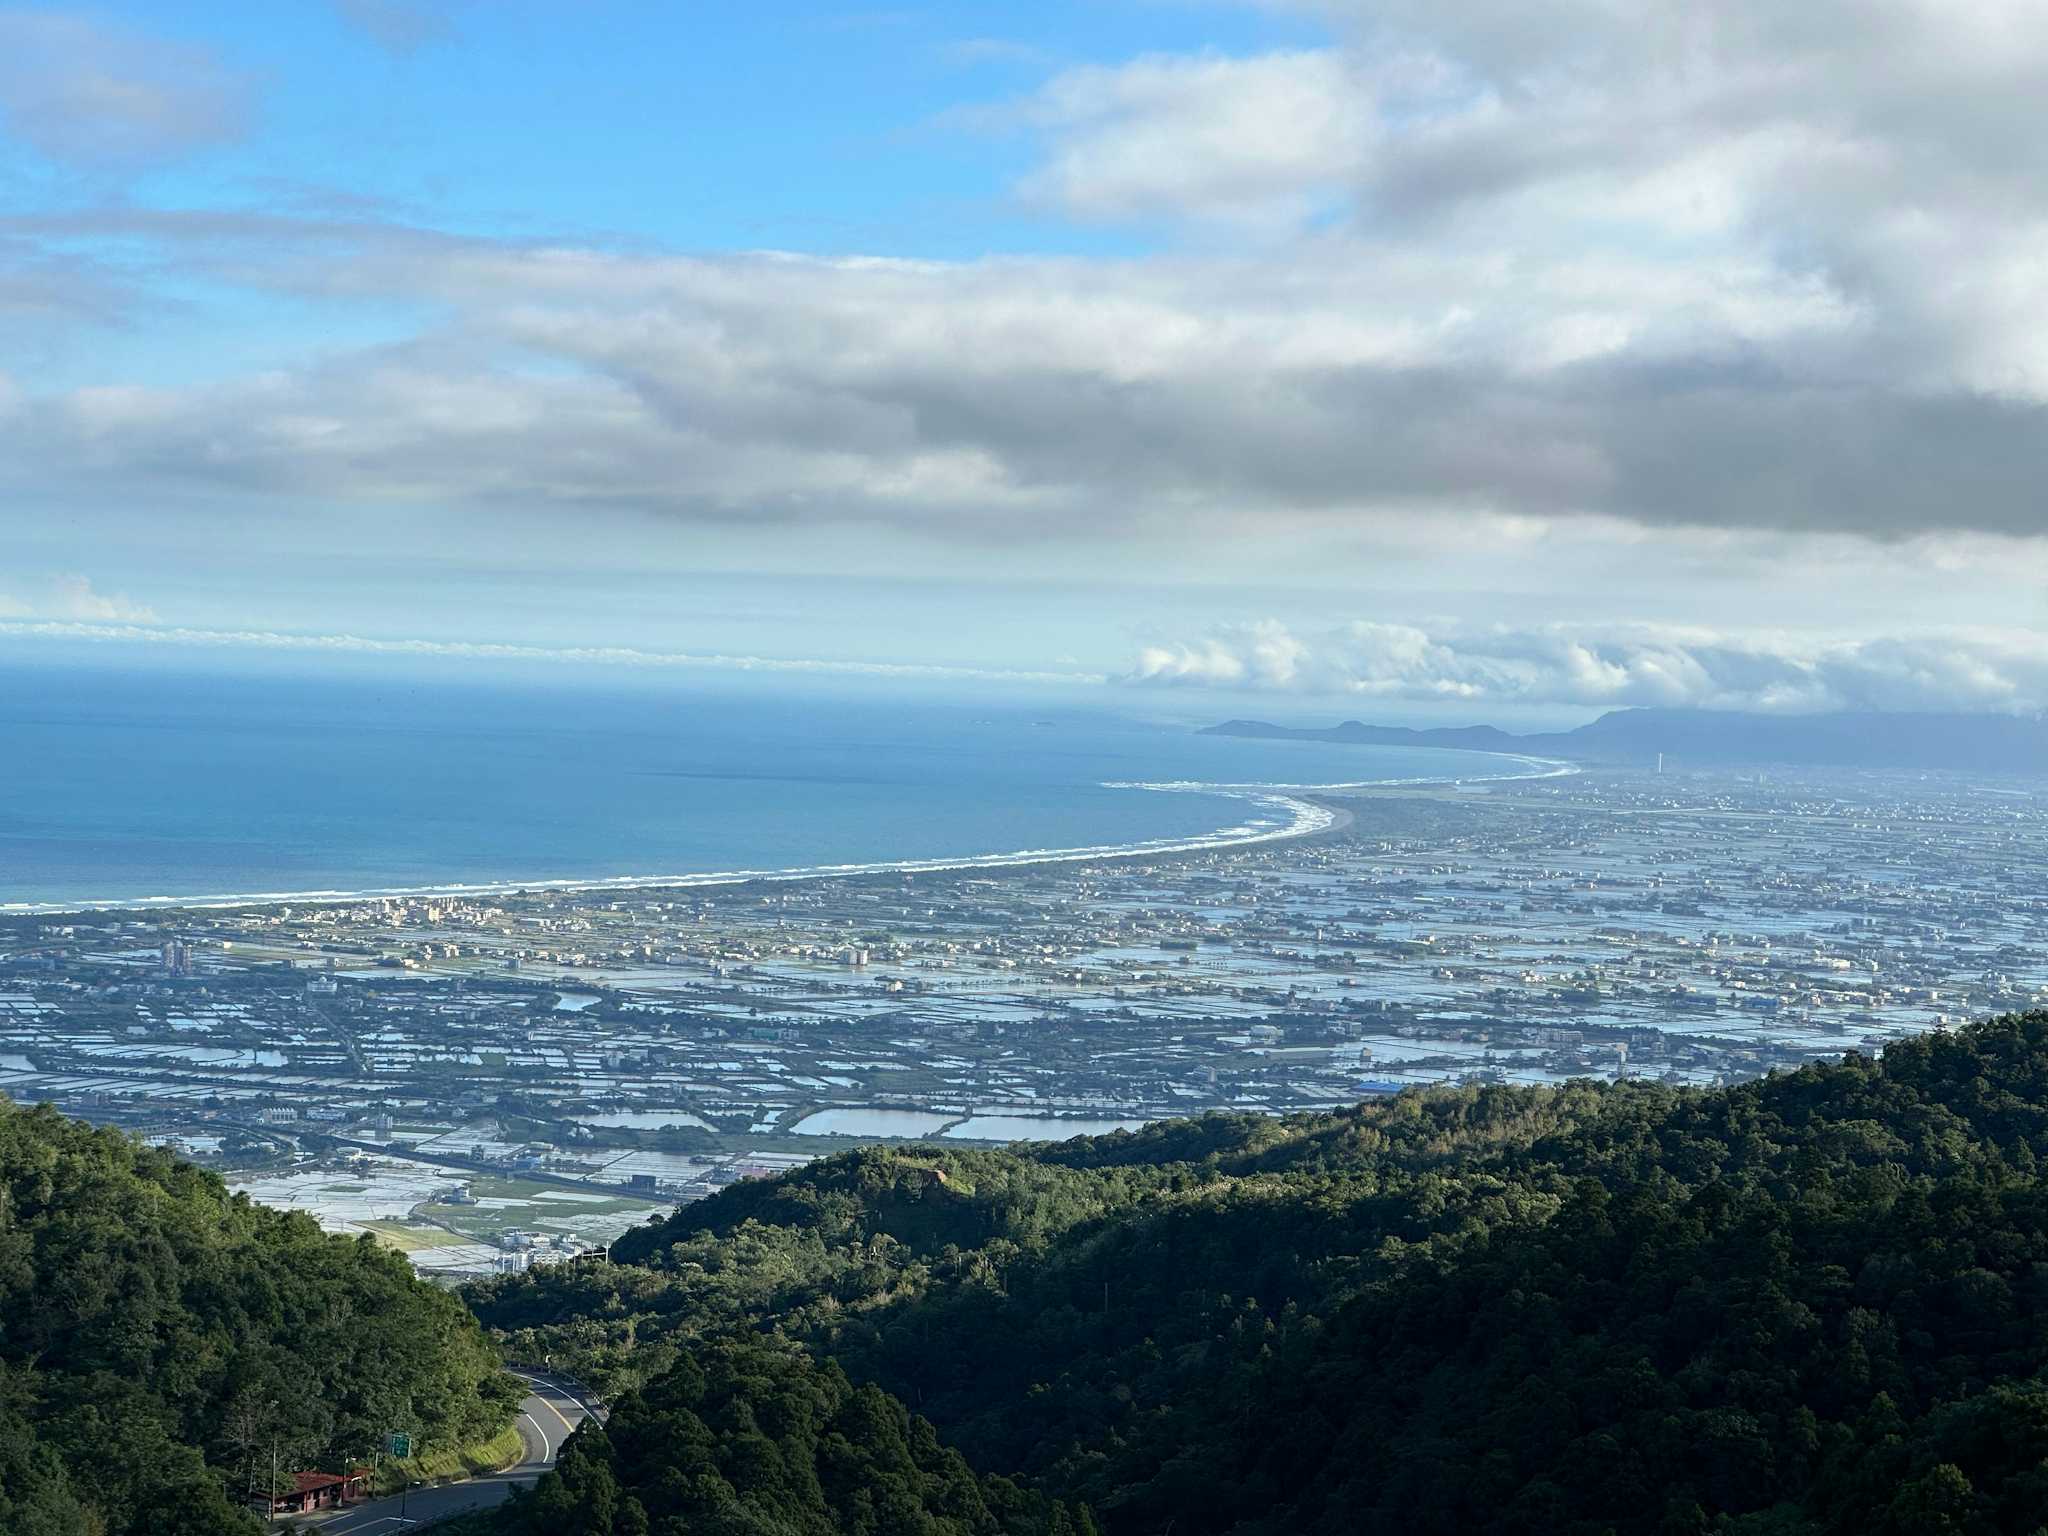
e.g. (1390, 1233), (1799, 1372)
(0, 660), (1548, 911)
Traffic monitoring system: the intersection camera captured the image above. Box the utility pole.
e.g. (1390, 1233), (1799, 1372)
(269, 1431), (278, 1524)
(399, 1396), (413, 1520)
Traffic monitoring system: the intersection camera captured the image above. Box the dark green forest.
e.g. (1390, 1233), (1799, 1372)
(22, 1014), (2048, 1534)
(472, 1012), (2048, 1535)
(0, 1101), (521, 1534)
(492, 1338), (1095, 1536)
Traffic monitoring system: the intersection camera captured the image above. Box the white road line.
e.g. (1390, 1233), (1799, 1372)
(565, 1393), (602, 1422)
(522, 1387), (583, 1443)
(513, 1370), (602, 1425)
(521, 1409), (553, 1463)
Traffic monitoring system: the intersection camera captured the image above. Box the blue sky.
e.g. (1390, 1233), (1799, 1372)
(51, 3), (1302, 256)
(7, 0), (2048, 717)
(14, 2), (1318, 384)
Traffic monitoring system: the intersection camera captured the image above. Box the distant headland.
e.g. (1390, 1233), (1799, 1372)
(1203, 706), (2048, 773)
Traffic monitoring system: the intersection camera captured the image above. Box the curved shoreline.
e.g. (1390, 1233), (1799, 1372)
(2, 751), (1576, 917)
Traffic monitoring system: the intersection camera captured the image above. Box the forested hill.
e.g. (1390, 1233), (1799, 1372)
(0, 1101), (522, 1535)
(476, 1012), (2048, 1535)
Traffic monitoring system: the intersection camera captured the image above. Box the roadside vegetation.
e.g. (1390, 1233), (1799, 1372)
(0, 1102), (523, 1534)
(375, 1422), (527, 1496)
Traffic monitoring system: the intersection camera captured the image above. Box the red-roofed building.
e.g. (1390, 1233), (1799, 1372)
(264, 1467), (371, 1516)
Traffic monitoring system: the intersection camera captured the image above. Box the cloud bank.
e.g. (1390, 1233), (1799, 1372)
(7, 0), (2048, 548)
(0, 220), (2021, 542)
(0, 618), (1100, 687)
(1126, 620), (2048, 715)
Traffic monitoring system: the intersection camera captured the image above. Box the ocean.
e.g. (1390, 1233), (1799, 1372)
(0, 660), (1550, 911)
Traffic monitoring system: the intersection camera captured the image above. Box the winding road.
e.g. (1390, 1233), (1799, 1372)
(311, 1372), (602, 1533)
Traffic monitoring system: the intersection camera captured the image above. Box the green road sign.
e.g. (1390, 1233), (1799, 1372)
(388, 1432), (411, 1459)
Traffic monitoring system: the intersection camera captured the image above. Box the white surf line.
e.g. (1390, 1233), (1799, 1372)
(2, 752), (1575, 916)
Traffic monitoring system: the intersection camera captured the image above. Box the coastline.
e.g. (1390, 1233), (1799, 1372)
(2, 751), (1573, 918)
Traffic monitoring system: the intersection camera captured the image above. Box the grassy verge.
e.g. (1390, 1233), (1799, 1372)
(373, 1424), (526, 1495)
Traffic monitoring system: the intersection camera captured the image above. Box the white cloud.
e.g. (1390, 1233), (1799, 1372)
(1009, 50), (1376, 225)
(1126, 619), (2048, 714)
(0, 10), (248, 169)
(0, 220), (1920, 540)
(6, 1), (2048, 555)
(0, 575), (156, 624)
(998, 2), (2048, 398)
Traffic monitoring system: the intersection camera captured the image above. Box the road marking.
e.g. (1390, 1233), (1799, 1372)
(512, 1370), (603, 1426)
(525, 1390), (578, 1442)
(521, 1409), (554, 1463)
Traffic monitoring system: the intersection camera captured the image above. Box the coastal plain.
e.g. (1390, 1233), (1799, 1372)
(4, 761), (2044, 1276)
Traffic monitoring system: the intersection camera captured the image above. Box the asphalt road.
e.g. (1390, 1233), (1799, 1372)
(309, 1372), (600, 1533)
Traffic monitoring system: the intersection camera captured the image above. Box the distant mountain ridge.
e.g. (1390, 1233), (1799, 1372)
(1203, 705), (2048, 771)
